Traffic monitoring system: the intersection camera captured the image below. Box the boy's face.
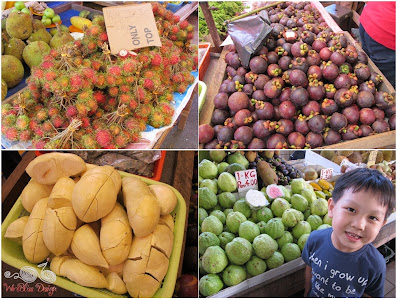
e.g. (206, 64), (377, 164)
(328, 188), (387, 253)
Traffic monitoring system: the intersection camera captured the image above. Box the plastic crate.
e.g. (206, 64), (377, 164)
(199, 43), (211, 81)
(1, 173), (186, 298)
(198, 81), (207, 112)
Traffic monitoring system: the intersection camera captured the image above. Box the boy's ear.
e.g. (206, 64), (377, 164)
(328, 198), (335, 218)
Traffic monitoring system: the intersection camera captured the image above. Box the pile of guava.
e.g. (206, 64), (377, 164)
(198, 150), (332, 297)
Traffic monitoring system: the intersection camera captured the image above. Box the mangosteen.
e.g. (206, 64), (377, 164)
(276, 119), (294, 136)
(321, 98), (338, 115)
(306, 49), (321, 66)
(360, 124), (374, 137)
(287, 18), (297, 29)
(324, 83), (336, 99)
(278, 56), (292, 71)
(227, 53), (241, 69)
(308, 114), (326, 133)
(291, 42), (309, 57)
(307, 81), (325, 101)
(305, 132), (323, 148)
(211, 109), (230, 125)
(248, 138), (266, 149)
(253, 120), (274, 139)
(295, 115), (310, 135)
(272, 23), (285, 38)
(234, 126), (253, 145)
(267, 64), (283, 77)
(330, 51), (345, 66)
(217, 126), (234, 143)
(323, 128), (341, 145)
(226, 81), (238, 93)
(319, 47), (332, 61)
(375, 91), (395, 110)
(372, 119), (390, 133)
(288, 132), (306, 148)
(372, 107), (385, 120)
(203, 139), (219, 149)
(213, 92), (229, 109)
(307, 65), (322, 80)
(291, 57), (309, 73)
(252, 90), (267, 101)
(258, 46), (269, 56)
(354, 63), (371, 81)
(228, 91), (250, 112)
(245, 71), (258, 84)
(339, 63), (353, 74)
(283, 29), (298, 42)
(255, 101), (274, 120)
(359, 108), (376, 125)
(312, 39), (327, 52)
(233, 75), (246, 86)
(234, 109), (252, 127)
(369, 72), (383, 86)
(357, 91), (375, 108)
(329, 112), (347, 132)
(334, 74), (352, 90)
(278, 100), (297, 120)
(334, 88), (354, 108)
(290, 87), (309, 107)
(357, 51), (368, 64)
(254, 74), (271, 90)
(267, 133), (288, 149)
(266, 38), (277, 51)
(289, 69), (308, 87)
(273, 106), (282, 120)
(264, 78), (283, 99)
(301, 30), (315, 45)
(243, 84), (254, 97)
(267, 51), (280, 65)
(388, 114), (396, 130)
(322, 61), (339, 81)
(249, 56), (268, 74)
(342, 105), (360, 124)
(302, 101), (321, 117)
(227, 66), (237, 78)
(279, 87), (292, 102)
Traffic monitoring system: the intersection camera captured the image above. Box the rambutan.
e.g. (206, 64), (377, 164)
(99, 32), (108, 42)
(29, 119), (39, 131)
(91, 60), (102, 71)
(34, 139), (47, 149)
(119, 93), (132, 104)
(173, 15), (180, 24)
(169, 54), (180, 65)
(158, 102), (174, 116)
(119, 84), (131, 93)
(70, 73), (83, 90)
(122, 59), (138, 74)
(81, 134), (98, 149)
(1, 124), (7, 134)
(135, 105), (152, 118)
(92, 119), (107, 130)
(80, 116), (91, 128)
(124, 75), (136, 84)
(51, 115), (64, 128)
(94, 108), (104, 119)
(74, 56), (83, 66)
(95, 129), (112, 148)
(95, 74), (106, 88)
(75, 102), (88, 116)
(85, 98), (98, 114)
(93, 91), (106, 105)
(49, 48), (59, 58)
(142, 78), (154, 91)
(34, 127), (44, 138)
(114, 132), (129, 148)
(77, 90), (93, 102)
(15, 115), (30, 131)
(41, 120), (54, 133)
(19, 130), (31, 142)
(129, 99), (138, 110)
(106, 74), (117, 86)
(108, 86), (119, 97)
(45, 70), (57, 81)
(82, 68), (97, 82)
(171, 25), (179, 34)
(108, 65), (122, 77)
(87, 25), (100, 36)
(177, 83), (188, 94)
(109, 123), (122, 136)
(36, 108), (49, 122)
(66, 106), (78, 119)
(1, 103), (13, 117)
(32, 67), (45, 80)
(172, 73), (184, 83)
(149, 110), (165, 128)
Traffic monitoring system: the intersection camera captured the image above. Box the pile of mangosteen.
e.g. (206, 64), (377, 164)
(199, 1), (396, 149)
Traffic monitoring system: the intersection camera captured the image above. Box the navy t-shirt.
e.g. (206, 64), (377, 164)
(302, 228), (386, 298)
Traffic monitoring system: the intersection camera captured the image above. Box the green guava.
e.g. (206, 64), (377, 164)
(291, 194), (309, 212)
(227, 152), (249, 169)
(246, 256), (267, 276)
(291, 178), (306, 194)
(233, 199), (251, 218)
(281, 243), (301, 262)
(223, 208), (233, 217)
(311, 198), (328, 216)
(264, 217), (285, 239)
(323, 213), (333, 225)
(226, 211), (247, 233)
(317, 224), (332, 230)
(202, 246), (228, 274)
(201, 215), (223, 236)
(210, 210), (226, 225)
(218, 172), (237, 192)
(199, 232), (220, 255)
(252, 234), (278, 259)
(257, 221), (266, 234)
(281, 208), (304, 228)
(303, 208), (311, 220)
(250, 209), (259, 223)
(279, 185), (291, 202)
(270, 198), (291, 217)
(199, 208), (208, 225)
(199, 159), (218, 179)
(199, 256), (207, 275)
(198, 175), (203, 186)
(301, 188), (317, 205)
(222, 265), (247, 286)
(265, 251), (284, 269)
(210, 150), (227, 162)
(217, 162), (229, 175)
(238, 220), (260, 243)
(199, 187), (218, 210)
(307, 214), (323, 230)
(257, 207), (273, 223)
(297, 233), (310, 251)
(199, 274), (223, 297)
(266, 184), (285, 200)
(276, 231), (294, 249)
(218, 192), (236, 209)
(200, 179), (218, 194)
(226, 163), (246, 175)
(225, 237), (253, 265)
(292, 221), (312, 239)
(219, 232), (236, 249)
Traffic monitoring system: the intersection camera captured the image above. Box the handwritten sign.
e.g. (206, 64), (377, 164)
(235, 169), (258, 197)
(367, 150), (378, 167)
(320, 168), (333, 180)
(103, 3), (162, 54)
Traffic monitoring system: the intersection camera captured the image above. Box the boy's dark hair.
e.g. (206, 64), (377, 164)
(332, 168), (395, 219)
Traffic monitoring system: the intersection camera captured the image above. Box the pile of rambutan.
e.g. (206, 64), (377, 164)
(1, 2), (198, 149)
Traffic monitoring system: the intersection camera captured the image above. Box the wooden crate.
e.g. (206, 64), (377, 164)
(199, 2), (396, 150)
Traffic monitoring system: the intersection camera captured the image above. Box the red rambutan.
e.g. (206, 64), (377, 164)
(114, 132), (129, 148)
(142, 78), (154, 91)
(36, 108), (48, 122)
(93, 91), (106, 105)
(150, 53), (162, 66)
(66, 106), (78, 119)
(45, 70), (57, 81)
(41, 120), (54, 133)
(81, 134), (98, 149)
(108, 86), (119, 97)
(19, 130), (31, 142)
(108, 65), (122, 77)
(15, 115), (30, 131)
(99, 32), (108, 42)
(129, 99), (138, 110)
(51, 115), (64, 128)
(96, 129), (112, 148)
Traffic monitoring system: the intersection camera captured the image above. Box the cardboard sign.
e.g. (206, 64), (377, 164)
(320, 168), (333, 180)
(103, 3), (162, 54)
(235, 169), (258, 197)
(367, 150), (378, 167)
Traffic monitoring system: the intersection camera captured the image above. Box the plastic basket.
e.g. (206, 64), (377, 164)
(198, 81), (207, 112)
(199, 43), (211, 81)
(1, 172), (186, 298)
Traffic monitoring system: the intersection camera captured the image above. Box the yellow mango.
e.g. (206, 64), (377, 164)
(70, 16), (92, 30)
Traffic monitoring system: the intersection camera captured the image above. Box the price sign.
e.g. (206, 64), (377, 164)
(367, 150), (378, 167)
(320, 168), (333, 180)
(235, 169), (258, 197)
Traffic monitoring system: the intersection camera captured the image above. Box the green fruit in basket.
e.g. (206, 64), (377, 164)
(21, 7), (30, 15)
(44, 8), (55, 19)
(253, 233), (277, 259)
(298, 233), (310, 251)
(282, 208), (304, 228)
(276, 231), (294, 249)
(218, 192), (236, 209)
(271, 198), (291, 218)
(14, 1), (26, 10)
(1, 55), (24, 88)
(264, 217), (285, 240)
(307, 214), (323, 230)
(199, 187), (217, 210)
(281, 243), (301, 262)
(199, 159), (218, 179)
(266, 251), (284, 269)
(52, 14), (61, 24)
(201, 215), (223, 236)
(199, 232), (220, 255)
(217, 172), (237, 193)
(219, 231), (235, 249)
(317, 224), (332, 230)
(200, 179), (218, 194)
(323, 213), (333, 225)
(233, 199), (251, 218)
(202, 246), (228, 274)
(199, 274), (223, 297)
(311, 198), (329, 216)
(303, 208), (311, 220)
(209, 150), (227, 163)
(246, 256), (267, 276)
(22, 40), (50, 68)
(291, 194), (309, 212)
(41, 17), (51, 26)
(292, 221), (312, 239)
(238, 220), (260, 243)
(226, 211), (246, 234)
(6, 11), (33, 40)
(11, 8), (19, 13)
(225, 237), (253, 265)
(217, 162), (229, 175)
(210, 210), (226, 225)
(257, 207), (273, 223)
(279, 185), (291, 202)
(198, 207), (208, 226)
(222, 265), (247, 287)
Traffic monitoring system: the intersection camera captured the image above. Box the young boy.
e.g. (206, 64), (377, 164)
(302, 168), (395, 298)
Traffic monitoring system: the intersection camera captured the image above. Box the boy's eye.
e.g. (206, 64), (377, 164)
(346, 207), (355, 213)
(369, 216), (379, 221)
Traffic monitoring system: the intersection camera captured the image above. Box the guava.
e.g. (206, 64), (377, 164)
(317, 224), (332, 230)
(257, 221), (266, 234)
(245, 190), (269, 210)
(227, 152), (249, 169)
(226, 211), (247, 233)
(199, 274), (223, 297)
(218, 192), (236, 209)
(218, 172), (238, 192)
(279, 185), (291, 201)
(199, 232), (220, 255)
(225, 237), (253, 265)
(200, 179), (218, 194)
(276, 231), (294, 249)
(265, 251), (284, 269)
(270, 198), (291, 217)
(223, 208), (233, 217)
(217, 162), (230, 174)
(210, 210), (226, 225)
(303, 208), (311, 220)
(198, 151), (211, 162)
(291, 194), (309, 212)
(199, 159), (218, 179)
(219, 232), (236, 249)
(202, 245), (228, 274)
(281, 243), (301, 262)
(297, 233), (310, 251)
(199, 208), (208, 225)
(199, 256), (207, 275)
(198, 175), (203, 186)
(292, 221), (312, 239)
(222, 265), (247, 286)
(199, 187), (217, 210)
(323, 213), (332, 225)
(226, 163), (246, 174)
(233, 199), (251, 218)
(210, 150), (227, 162)
(201, 215), (223, 236)
(239, 220), (260, 243)
(311, 198), (328, 216)
(291, 178), (307, 194)
(266, 184), (285, 200)
(250, 209), (259, 222)
(246, 256), (267, 276)
(307, 214), (323, 230)
(281, 209), (304, 228)
(301, 188), (317, 205)
(264, 217), (285, 239)
(252, 234), (278, 259)
(211, 204), (222, 212)
(257, 207), (273, 223)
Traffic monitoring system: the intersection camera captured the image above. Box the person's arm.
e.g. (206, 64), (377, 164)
(304, 265), (312, 297)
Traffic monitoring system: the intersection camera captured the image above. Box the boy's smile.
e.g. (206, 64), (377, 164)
(328, 188), (388, 253)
